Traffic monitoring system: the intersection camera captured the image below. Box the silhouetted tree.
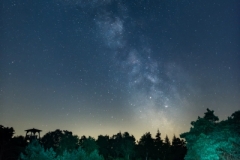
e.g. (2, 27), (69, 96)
(109, 132), (123, 158)
(0, 125), (25, 160)
(0, 125), (14, 160)
(106, 132), (136, 159)
(154, 129), (163, 159)
(96, 135), (110, 159)
(56, 130), (79, 155)
(138, 132), (154, 160)
(12, 136), (28, 159)
(121, 132), (136, 160)
(80, 136), (99, 155)
(41, 129), (79, 155)
(162, 135), (171, 160)
(41, 129), (63, 151)
(171, 135), (186, 160)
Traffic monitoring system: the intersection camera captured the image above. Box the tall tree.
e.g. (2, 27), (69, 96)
(0, 125), (18, 160)
(12, 136), (28, 159)
(154, 129), (163, 159)
(121, 132), (136, 160)
(180, 109), (219, 159)
(162, 135), (171, 160)
(96, 135), (110, 159)
(138, 132), (154, 160)
(109, 132), (123, 158)
(171, 135), (187, 160)
(181, 109), (219, 152)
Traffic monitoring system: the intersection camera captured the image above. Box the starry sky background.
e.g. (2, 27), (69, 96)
(1, 0), (240, 140)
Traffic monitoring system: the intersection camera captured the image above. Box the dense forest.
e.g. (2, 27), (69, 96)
(0, 109), (239, 160)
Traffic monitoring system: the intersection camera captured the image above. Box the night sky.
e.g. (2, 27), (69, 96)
(1, 0), (240, 140)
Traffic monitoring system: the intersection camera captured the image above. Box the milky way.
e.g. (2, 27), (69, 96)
(69, 0), (196, 135)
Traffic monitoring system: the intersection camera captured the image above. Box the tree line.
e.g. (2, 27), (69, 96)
(0, 126), (186, 160)
(1, 108), (239, 160)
